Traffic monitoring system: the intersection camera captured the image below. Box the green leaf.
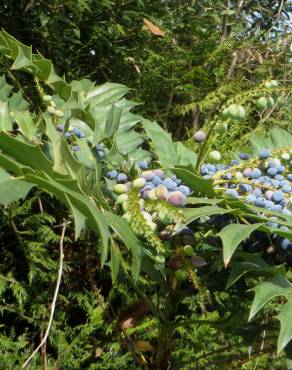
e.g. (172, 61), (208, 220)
(277, 300), (292, 353)
(172, 167), (215, 197)
(105, 103), (122, 138)
(183, 205), (231, 224)
(143, 119), (196, 167)
(186, 197), (222, 205)
(14, 111), (37, 140)
(0, 74), (13, 100)
(0, 132), (53, 174)
(0, 168), (32, 205)
(0, 102), (13, 131)
(104, 212), (143, 280)
(249, 128), (292, 156)
(218, 223), (262, 266)
(248, 275), (292, 321)
(66, 196), (87, 240)
(227, 255), (278, 289)
(25, 173), (109, 251)
(109, 240), (121, 282)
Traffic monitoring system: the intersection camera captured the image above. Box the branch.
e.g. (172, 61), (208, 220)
(22, 223), (67, 368)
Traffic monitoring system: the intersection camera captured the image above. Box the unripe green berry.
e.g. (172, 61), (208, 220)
(174, 269), (188, 281)
(122, 201), (128, 213)
(183, 245), (194, 256)
(237, 105), (245, 120)
(155, 255), (165, 264)
(281, 152), (290, 161)
(264, 81), (272, 89)
(267, 96), (274, 108)
(47, 106), (55, 114)
(55, 110), (64, 118)
(116, 194), (128, 205)
(222, 107), (229, 118)
(215, 122), (227, 134)
(148, 189), (157, 200)
(114, 184), (129, 194)
(132, 177), (146, 189)
(256, 97), (268, 110)
(227, 104), (238, 119)
(148, 222), (158, 232)
(209, 150), (221, 162)
(277, 96), (286, 106)
(270, 80), (278, 87)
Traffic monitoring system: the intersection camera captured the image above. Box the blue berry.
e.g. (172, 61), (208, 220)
(138, 160), (148, 170)
(225, 189), (239, 198)
(239, 153), (250, 160)
(250, 168), (261, 179)
(106, 170), (118, 179)
(282, 185), (291, 193)
(161, 179), (177, 191)
(177, 185), (191, 196)
(259, 149), (271, 159)
(72, 145), (80, 152)
(267, 167), (277, 176)
(152, 176), (162, 186)
(239, 184), (252, 193)
(73, 127), (85, 138)
(252, 188), (262, 197)
(254, 197), (266, 208)
(245, 194), (256, 203)
(272, 190), (285, 203)
(117, 173), (128, 183)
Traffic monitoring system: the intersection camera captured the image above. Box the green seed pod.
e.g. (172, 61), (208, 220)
(55, 110), (64, 118)
(132, 177), (146, 189)
(113, 184), (129, 194)
(267, 96), (274, 108)
(209, 150), (221, 162)
(174, 269), (188, 281)
(214, 122), (227, 134)
(256, 97), (268, 110)
(183, 245), (194, 257)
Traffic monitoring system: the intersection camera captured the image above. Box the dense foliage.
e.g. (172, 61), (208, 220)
(0, 2), (292, 369)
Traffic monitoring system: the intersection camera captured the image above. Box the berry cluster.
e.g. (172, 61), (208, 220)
(107, 161), (190, 207)
(43, 95), (64, 118)
(202, 148), (292, 260)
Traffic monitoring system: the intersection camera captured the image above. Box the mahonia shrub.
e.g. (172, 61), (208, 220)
(0, 31), (291, 370)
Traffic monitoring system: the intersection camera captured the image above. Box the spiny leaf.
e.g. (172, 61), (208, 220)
(248, 274), (292, 321)
(277, 300), (292, 353)
(218, 223), (262, 266)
